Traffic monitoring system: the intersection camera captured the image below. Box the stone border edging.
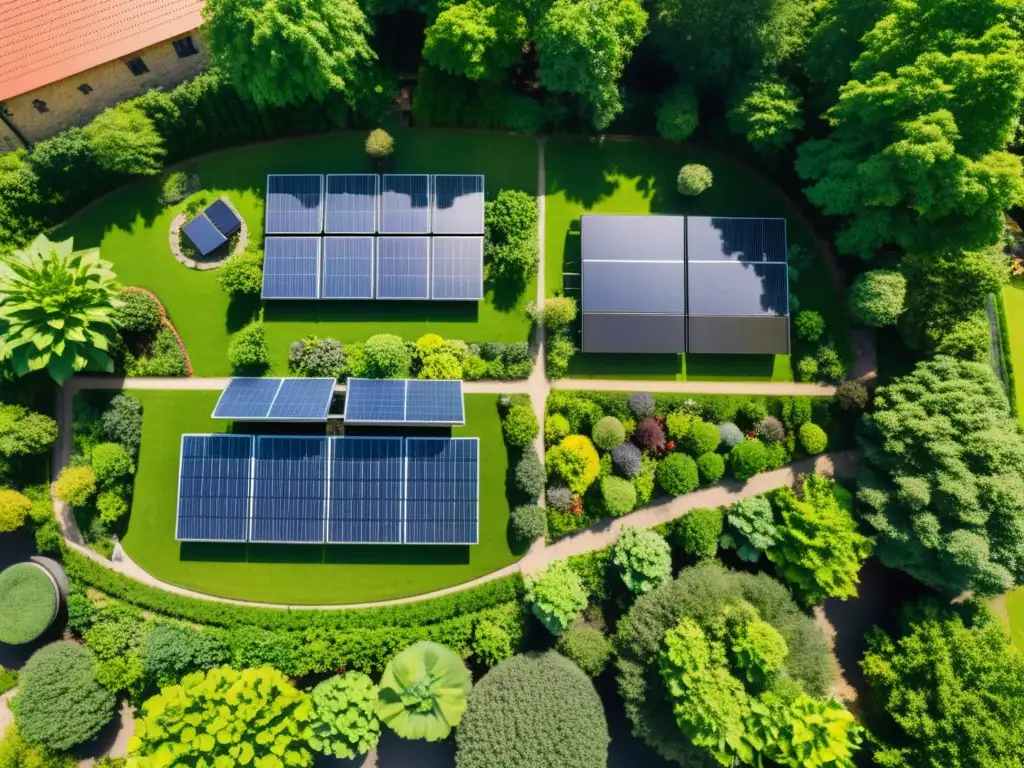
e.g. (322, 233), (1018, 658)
(168, 196), (247, 270)
(121, 286), (194, 376)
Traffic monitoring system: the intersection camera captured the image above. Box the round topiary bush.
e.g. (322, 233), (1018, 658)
(835, 380), (869, 412)
(0, 563), (58, 645)
(611, 442), (643, 478)
(510, 505), (547, 542)
(112, 290), (162, 333)
(363, 334), (412, 378)
(14, 641), (116, 751)
(0, 489), (32, 533)
(676, 164), (713, 196)
(681, 420), (720, 456)
(656, 453), (699, 496)
(848, 269), (907, 327)
(758, 416), (785, 444)
(794, 310), (826, 343)
(633, 417), (666, 453)
(798, 355), (820, 382)
(599, 475), (636, 516)
(503, 404), (539, 447)
(592, 416), (626, 451)
(546, 485), (573, 512)
(514, 449), (545, 502)
(799, 423), (828, 454)
(627, 392), (655, 418)
(695, 452), (725, 484)
(730, 439), (768, 479)
(556, 625), (614, 678)
(718, 422), (744, 449)
(455, 651), (610, 768)
(365, 128), (394, 159)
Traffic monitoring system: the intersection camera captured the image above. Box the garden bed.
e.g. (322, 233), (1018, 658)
(0, 563), (59, 645)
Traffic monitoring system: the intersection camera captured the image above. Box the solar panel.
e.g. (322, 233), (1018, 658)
(380, 175), (430, 234)
(343, 379), (465, 425)
(176, 434), (254, 542)
(321, 237), (374, 299)
(405, 380), (465, 424)
(327, 437), (404, 544)
(267, 378), (336, 420)
(262, 237), (321, 299)
(432, 175), (484, 234)
(343, 378), (407, 423)
(204, 199), (241, 237)
(376, 237), (430, 299)
(583, 260), (686, 314)
(405, 438), (479, 544)
(265, 174), (323, 234)
(687, 217), (788, 263)
(213, 378), (283, 420)
(181, 214), (227, 256)
(325, 174), (378, 234)
(430, 237), (483, 301)
(250, 436), (328, 544)
(688, 262), (789, 317)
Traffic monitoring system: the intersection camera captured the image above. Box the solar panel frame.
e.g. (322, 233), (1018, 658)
(321, 236), (375, 299)
(181, 214), (228, 256)
(686, 216), (788, 264)
(430, 236), (484, 301)
(431, 174), (485, 235)
(405, 380), (465, 425)
(343, 378), (465, 426)
(175, 434), (255, 543)
(212, 378), (284, 420)
(380, 174), (431, 234)
(375, 237), (430, 300)
(404, 437), (479, 545)
(342, 378), (408, 424)
(267, 378), (336, 420)
(326, 437), (405, 544)
(204, 199), (242, 237)
(249, 436), (328, 544)
(265, 174), (324, 234)
(324, 174), (379, 234)
(262, 236), (321, 299)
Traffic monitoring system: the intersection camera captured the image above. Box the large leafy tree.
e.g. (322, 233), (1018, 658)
(726, 76), (805, 155)
(203, 0), (376, 108)
(423, 0), (527, 82)
(861, 601), (1024, 768)
(0, 234), (120, 384)
(536, 0), (647, 129)
(796, 0), (1024, 258)
(377, 641), (472, 742)
(856, 356), (1024, 595)
(82, 103), (165, 176)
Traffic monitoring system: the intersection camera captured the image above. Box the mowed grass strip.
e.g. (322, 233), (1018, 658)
(55, 130), (539, 376)
(120, 390), (518, 605)
(1002, 283), (1024, 424)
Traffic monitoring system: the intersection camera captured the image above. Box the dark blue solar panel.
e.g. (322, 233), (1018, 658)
(405, 438), (479, 544)
(687, 262), (789, 317)
(380, 175), (430, 234)
(325, 174), (377, 234)
(432, 175), (484, 234)
(265, 174), (323, 234)
(343, 378), (407, 423)
(322, 237), (374, 299)
(406, 380), (464, 424)
(204, 199), (241, 237)
(182, 214), (227, 256)
(176, 435), (253, 542)
(687, 217), (788, 263)
(376, 237), (429, 299)
(267, 378), (335, 420)
(430, 237), (483, 300)
(262, 237), (320, 299)
(250, 437), (327, 543)
(327, 438), (404, 544)
(213, 378), (283, 419)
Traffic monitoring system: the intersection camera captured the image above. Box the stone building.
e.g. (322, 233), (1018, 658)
(0, 0), (208, 153)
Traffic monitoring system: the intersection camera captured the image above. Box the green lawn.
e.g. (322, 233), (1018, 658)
(55, 130), (538, 376)
(545, 136), (850, 381)
(1004, 588), (1024, 650)
(1002, 283), (1024, 424)
(119, 391), (519, 604)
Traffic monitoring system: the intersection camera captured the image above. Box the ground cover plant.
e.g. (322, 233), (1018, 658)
(377, 641), (471, 742)
(0, 563), (58, 645)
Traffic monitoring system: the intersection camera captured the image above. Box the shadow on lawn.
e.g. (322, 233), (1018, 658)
(179, 542), (470, 567)
(263, 300), (479, 326)
(687, 354), (777, 380)
(52, 176), (165, 248)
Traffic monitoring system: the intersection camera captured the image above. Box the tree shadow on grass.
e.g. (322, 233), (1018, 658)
(486, 274), (528, 313)
(180, 542), (470, 567)
(686, 354), (777, 381)
(226, 294), (262, 334)
(567, 353), (683, 379)
(263, 300), (479, 326)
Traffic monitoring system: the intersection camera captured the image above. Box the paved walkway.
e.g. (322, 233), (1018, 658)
(0, 690), (13, 741)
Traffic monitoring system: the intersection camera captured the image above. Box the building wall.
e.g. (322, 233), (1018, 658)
(0, 32), (209, 153)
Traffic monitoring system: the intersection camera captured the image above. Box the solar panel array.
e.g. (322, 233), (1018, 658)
(212, 377), (335, 421)
(262, 237), (321, 299)
(343, 378), (465, 425)
(325, 174), (378, 234)
(181, 199), (243, 257)
(380, 175), (431, 234)
(176, 435), (479, 545)
(266, 175), (324, 234)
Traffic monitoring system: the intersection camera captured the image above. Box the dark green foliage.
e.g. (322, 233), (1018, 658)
(65, 591), (95, 635)
(362, 333), (411, 378)
(599, 475), (636, 515)
(726, 75), (805, 154)
(217, 248), (264, 297)
(484, 189), (539, 284)
(933, 312), (989, 362)
(502, 404), (539, 447)
(657, 453), (699, 496)
(794, 310), (826, 342)
(677, 507), (724, 559)
(0, 564), (57, 645)
(514, 447), (545, 502)
(731, 439), (768, 479)
(112, 290), (161, 333)
(126, 327), (189, 377)
(696, 452), (725, 484)
(14, 642), (116, 751)
(656, 84), (700, 140)
(834, 380), (869, 413)
(422, 1), (525, 83)
(455, 651), (610, 768)
(144, 623), (229, 687)
(510, 505), (547, 542)
(289, 336), (345, 379)
(556, 625), (614, 678)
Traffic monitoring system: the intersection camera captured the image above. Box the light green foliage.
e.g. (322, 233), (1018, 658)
(556, 624), (614, 678)
(934, 311), (989, 362)
(531, 296), (578, 330)
(656, 84), (700, 140)
(727, 611), (789, 687)
(0, 234), (119, 383)
(665, 410), (696, 441)
(815, 346), (845, 382)
(414, 333), (446, 358)
(797, 356), (819, 382)
(15, 642), (115, 752)
(203, 0), (375, 108)
(633, 454), (657, 505)
(731, 440), (767, 479)
(536, 0), (647, 129)
(525, 560), (589, 635)
(485, 189), (538, 284)
(0, 726), (77, 768)
(423, 0), (526, 82)
(768, 476), (872, 606)
(798, 423), (827, 454)
(217, 248), (263, 297)
(83, 104), (165, 176)
(0, 404), (57, 459)
(128, 666), (314, 766)
(462, 354), (487, 380)
(861, 601), (1024, 768)
(794, 310), (825, 342)
(857, 356), (1024, 595)
(52, 465), (96, 506)
(95, 653), (146, 700)
(91, 442), (134, 486)
(309, 673), (381, 760)
(795, 0), (1024, 258)
(677, 164), (713, 195)
(696, 452), (725, 484)
(772, 695), (864, 768)
(97, 491), (129, 526)
(546, 331), (576, 379)
(363, 333), (412, 378)
(0, 489), (31, 533)
(657, 453), (700, 496)
(592, 416), (625, 451)
(419, 352), (462, 379)
(0, 564), (56, 645)
(727, 76), (805, 154)
(159, 171), (197, 206)
(677, 507), (724, 559)
(546, 435), (600, 495)
(600, 475), (636, 516)
(377, 642), (472, 742)
(848, 270), (907, 327)
(722, 496), (777, 563)
(682, 420), (720, 456)
(502, 403), (539, 447)
(364, 128), (394, 159)
(227, 320), (269, 371)
(546, 412), (571, 446)
(614, 525), (672, 594)
(472, 619), (514, 666)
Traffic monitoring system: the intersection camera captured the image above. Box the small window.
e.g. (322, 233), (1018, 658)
(172, 36), (198, 58)
(78, 83), (93, 95)
(31, 99), (48, 114)
(125, 57), (149, 76)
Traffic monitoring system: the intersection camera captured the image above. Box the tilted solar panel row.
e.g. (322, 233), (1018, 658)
(343, 378), (465, 426)
(212, 377), (336, 421)
(175, 435), (479, 545)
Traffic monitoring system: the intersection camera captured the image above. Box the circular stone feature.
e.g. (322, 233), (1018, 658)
(169, 195), (248, 270)
(0, 563), (59, 645)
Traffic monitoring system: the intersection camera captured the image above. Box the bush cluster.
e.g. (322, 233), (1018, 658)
(228, 320), (269, 372)
(556, 625), (614, 678)
(217, 247), (264, 297)
(112, 290), (162, 333)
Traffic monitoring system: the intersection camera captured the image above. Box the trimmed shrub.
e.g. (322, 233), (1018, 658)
(15, 642), (116, 751)
(514, 448), (545, 502)
(510, 505), (547, 542)
(0, 488), (31, 533)
(97, 491), (129, 525)
(310, 672), (380, 760)
(159, 170), (197, 205)
(849, 269), (907, 327)
(472, 619), (513, 667)
(722, 496), (777, 563)
(100, 394), (143, 455)
(835, 380), (869, 412)
(676, 507), (724, 559)
(455, 651), (610, 768)
(758, 416), (785, 444)
(546, 436), (600, 496)
(614, 526), (672, 594)
(633, 417), (667, 453)
(91, 442), (134, 486)
(665, 410), (696, 441)
(681, 420), (720, 456)
(228, 320), (269, 371)
(365, 128), (394, 159)
(363, 334), (412, 378)
(0, 564), (57, 645)
(52, 465), (96, 506)
(738, 399), (768, 427)
(462, 355), (487, 380)
(794, 310), (826, 342)
(797, 355), (820, 382)
(143, 623), (229, 687)
(612, 442), (643, 478)
(656, 84), (700, 141)
(289, 336), (345, 379)
(599, 476), (636, 516)
(378, 642), (471, 741)
(556, 625), (614, 678)
(217, 248), (263, 296)
(0, 726), (76, 768)
(112, 290), (161, 333)
(530, 296), (578, 330)
(503, 404), (539, 447)
(718, 422), (743, 449)
(628, 392), (655, 418)
(525, 561), (588, 635)
(799, 423), (828, 454)
(546, 486), (573, 512)
(696, 452), (725, 484)
(128, 327), (188, 376)
(546, 412), (571, 446)
(731, 440), (768, 479)
(816, 346), (846, 382)
(592, 416), (625, 451)
(657, 453), (699, 496)
(677, 164), (713, 196)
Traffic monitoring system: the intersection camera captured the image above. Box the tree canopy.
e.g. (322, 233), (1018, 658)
(423, 0), (527, 82)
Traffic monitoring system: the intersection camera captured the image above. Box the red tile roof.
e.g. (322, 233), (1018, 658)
(0, 0), (205, 102)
